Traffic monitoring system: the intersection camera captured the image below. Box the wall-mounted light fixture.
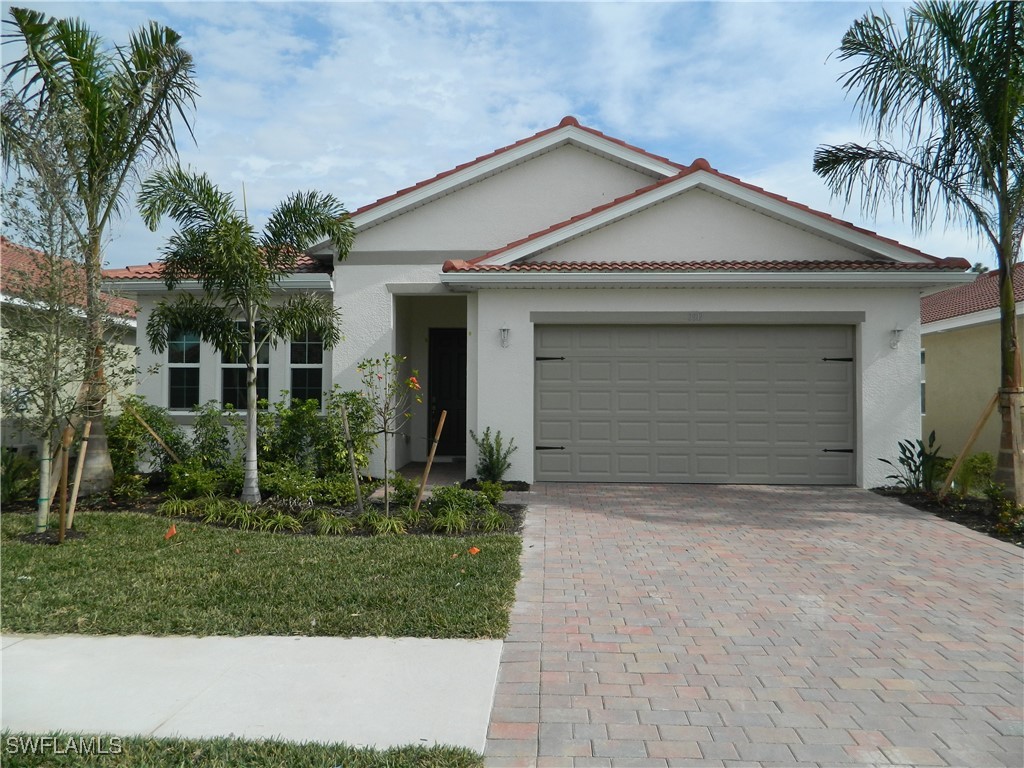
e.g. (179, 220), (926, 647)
(500, 327), (510, 348)
(890, 327), (903, 349)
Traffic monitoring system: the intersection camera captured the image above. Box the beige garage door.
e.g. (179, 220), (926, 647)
(535, 325), (855, 484)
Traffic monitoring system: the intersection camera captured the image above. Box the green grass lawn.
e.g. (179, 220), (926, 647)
(1, 510), (520, 638)
(1, 733), (482, 767)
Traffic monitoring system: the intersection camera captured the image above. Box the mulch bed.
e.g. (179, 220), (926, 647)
(873, 488), (1023, 548)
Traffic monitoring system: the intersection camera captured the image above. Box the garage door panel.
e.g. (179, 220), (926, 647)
(617, 421), (651, 442)
(578, 362), (611, 383)
(578, 391), (612, 411)
(535, 325), (855, 484)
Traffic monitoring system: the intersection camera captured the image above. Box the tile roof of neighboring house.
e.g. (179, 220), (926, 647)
(443, 259), (971, 274)
(350, 116), (686, 217)
(465, 157), (966, 268)
(921, 266), (1024, 324)
(102, 253), (332, 281)
(1, 237), (137, 318)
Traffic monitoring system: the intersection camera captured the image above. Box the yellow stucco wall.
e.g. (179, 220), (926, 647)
(922, 317), (1024, 457)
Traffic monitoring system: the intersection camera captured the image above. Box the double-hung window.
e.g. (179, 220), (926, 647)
(221, 322), (269, 409)
(167, 330), (201, 410)
(290, 330), (324, 407)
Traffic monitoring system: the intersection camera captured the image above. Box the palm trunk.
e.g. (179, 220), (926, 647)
(994, 223), (1023, 502)
(78, 230), (114, 495)
(240, 324), (261, 504)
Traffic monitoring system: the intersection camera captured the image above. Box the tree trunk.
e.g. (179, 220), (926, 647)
(78, 230), (113, 495)
(240, 324), (261, 504)
(35, 434), (52, 534)
(993, 235), (1022, 501)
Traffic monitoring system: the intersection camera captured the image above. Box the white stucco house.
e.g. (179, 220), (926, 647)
(105, 117), (972, 487)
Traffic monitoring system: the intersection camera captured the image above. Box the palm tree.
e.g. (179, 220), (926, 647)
(139, 167), (355, 504)
(814, 1), (1023, 500)
(2, 6), (198, 494)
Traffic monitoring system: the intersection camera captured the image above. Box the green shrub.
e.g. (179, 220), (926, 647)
(312, 475), (358, 506)
(474, 505), (513, 533)
(315, 510), (356, 536)
(259, 462), (318, 499)
(1, 450), (37, 504)
(879, 431), (942, 492)
(107, 396), (188, 476)
(256, 510), (304, 533)
(387, 471), (420, 507)
(400, 504), (427, 529)
(431, 502), (469, 535)
(359, 509), (406, 536)
(191, 401), (244, 468)
(111, 472), (147, 501)
(477, 479), (505, 506)
(428, 484), (480, 515)
(955, 452), (996, 496)
(470, 427), (517, 483)
(168, 458), (222, 499)
(156, 496), (196, 518)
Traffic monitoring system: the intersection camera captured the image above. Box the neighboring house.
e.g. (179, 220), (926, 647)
(106, 117), (971, 487)
(921, 266), (1024, 458)
(1, 237), (138, 453)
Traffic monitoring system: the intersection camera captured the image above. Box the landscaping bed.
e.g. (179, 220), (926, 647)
(873, 487), (1024, 547)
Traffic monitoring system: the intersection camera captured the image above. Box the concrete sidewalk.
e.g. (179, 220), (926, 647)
(1, 634), (502, 750)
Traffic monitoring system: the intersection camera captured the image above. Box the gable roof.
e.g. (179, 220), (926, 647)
(921, 266), (1024, 324)
(445, 156), (970, 272)
(346, 116), (684, 233)
(1, 237), (137, 318)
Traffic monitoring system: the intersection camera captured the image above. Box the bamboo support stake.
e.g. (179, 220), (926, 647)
(339, 400), (364, 515)
(415, 410), (447, 513)
(124, 402), (181, 464)
(938, 391), (999, 499)
(66, 421), (92, 530)
(57, 425), (74, 543)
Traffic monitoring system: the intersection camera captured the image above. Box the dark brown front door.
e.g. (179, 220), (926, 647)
(428, 328), (467, 456)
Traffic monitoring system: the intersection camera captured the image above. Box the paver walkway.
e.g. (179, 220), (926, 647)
(487, 484), (1023, 767)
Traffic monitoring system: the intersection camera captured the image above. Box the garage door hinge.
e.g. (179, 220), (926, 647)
(822, 448), (854, 453)
(536, 445), (566, 451)
(535, 356), (566, 361)
(822, 357), (854, 362)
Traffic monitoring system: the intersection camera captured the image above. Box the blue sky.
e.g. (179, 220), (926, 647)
(4, 1), (991, 269)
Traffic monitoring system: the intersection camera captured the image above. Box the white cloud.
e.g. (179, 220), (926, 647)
(5, 0), (992, 270)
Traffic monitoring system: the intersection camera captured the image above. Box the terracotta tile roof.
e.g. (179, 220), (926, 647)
(466, 158), (969, 269)
(352, 115), (686, 218)
(443, 258), (970, 274)
(921, 266), (1024, 324)
(1, 237), (137, 318)
(102, 253), (332, 281)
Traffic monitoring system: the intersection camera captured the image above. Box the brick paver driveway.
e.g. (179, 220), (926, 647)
(486, 484), (1023, 768)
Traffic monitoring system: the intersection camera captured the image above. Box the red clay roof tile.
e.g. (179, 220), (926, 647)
(921, 266), (1024, 324)
(443, 258), (969, 274)
(1, 237), (137, 318)
(102, 253), (331, 281)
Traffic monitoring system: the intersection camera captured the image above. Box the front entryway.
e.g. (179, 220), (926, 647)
(429, 328), (467, 457)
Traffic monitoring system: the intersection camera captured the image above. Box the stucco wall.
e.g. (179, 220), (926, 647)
(472, 286), (923, 488)
(527, 188), (872, 264)
(922, 317), (1024, 457)
(353, 143), (660, 253)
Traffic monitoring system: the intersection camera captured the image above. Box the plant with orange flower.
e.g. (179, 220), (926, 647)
(358, 353), (423, 516)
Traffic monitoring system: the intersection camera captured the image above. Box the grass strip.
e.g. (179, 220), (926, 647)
(0, 732), (482, 767)
(1, 511), (520, 638)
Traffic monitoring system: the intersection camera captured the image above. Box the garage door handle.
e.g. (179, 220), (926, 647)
(536, 445), (566, 451)
(535, 356), (566, 361)
(822, 449), (854, 453)
(822, 357), (854, 362)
